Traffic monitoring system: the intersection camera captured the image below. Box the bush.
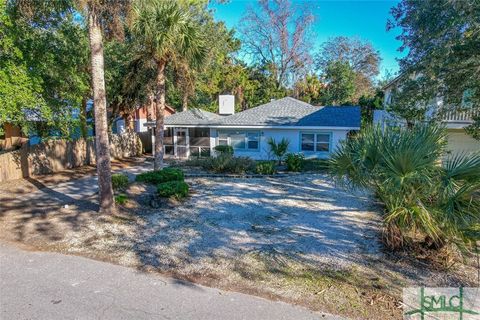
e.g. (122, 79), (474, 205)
(214, 145), (234, 155)
(157, 181), (189, 199)
(302, 159), (329, 172)
(115, 194), (128, 205)
(255, 161), (276, 175)
(285, 153), (305, 172)
(329, 124), (480, 253)
(267, 137), (290, 164)
(136, 168), (184, 184)
(111, 173), (129, 190)
(203, 154), (255, 174)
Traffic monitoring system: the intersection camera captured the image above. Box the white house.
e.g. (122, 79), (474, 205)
(154, 96), (360, 160)
(374, 76), (480, 155)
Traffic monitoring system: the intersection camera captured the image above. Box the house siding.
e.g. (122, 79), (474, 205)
(210, 128), (350, 160)
(446, 130), (480, 155)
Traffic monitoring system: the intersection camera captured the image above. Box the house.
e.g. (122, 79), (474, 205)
(148, 96), (360, 159)
(374, 76), (480, 155)
(115, 104), (176, 134)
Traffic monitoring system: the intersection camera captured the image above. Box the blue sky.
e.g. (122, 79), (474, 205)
(209, 0), (406, 79)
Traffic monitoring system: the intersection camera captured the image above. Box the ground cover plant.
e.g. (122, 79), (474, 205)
(111, 173), (129, 191)
(157, 180), (189, 199)
(136, 168), (184, 184)
(255, 161), (276, 175)
(285, 153), (305, 172)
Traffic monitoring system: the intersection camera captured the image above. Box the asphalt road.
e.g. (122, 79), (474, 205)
(0, 242), (342, 320)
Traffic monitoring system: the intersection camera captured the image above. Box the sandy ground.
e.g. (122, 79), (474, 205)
(0, 165), (477, 319)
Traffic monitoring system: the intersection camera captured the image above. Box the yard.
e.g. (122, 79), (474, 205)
(0, 161), (476, 319)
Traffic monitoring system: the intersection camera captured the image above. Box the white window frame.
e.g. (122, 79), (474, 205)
(300, 132), (332, 153)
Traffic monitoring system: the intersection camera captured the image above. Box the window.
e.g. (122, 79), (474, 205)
(301, 134), (314, 151)
(247, 132), (259, 149)
(217, 130), (260, 150)
(301, 133), (331, 152)
(218, 132), (228, 146)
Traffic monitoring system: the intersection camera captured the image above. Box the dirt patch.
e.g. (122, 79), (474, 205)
(0, 173), (477, 319)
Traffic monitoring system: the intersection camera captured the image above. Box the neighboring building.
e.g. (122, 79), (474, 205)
(116, 104), (176, 134)
(374, 77), (480, 155)
(147, 96), (361, 159)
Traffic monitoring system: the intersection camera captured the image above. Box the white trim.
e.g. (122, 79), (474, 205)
(164, 124), (359, 130)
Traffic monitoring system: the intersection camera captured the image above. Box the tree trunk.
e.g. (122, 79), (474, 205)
(80, 96), (88, 139)
(154, 59), (166, 170)
(88, 8), (115, 214)
(182, 94), (188, 112)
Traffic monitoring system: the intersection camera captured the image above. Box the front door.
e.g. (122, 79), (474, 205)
(174, 128), (189, 158)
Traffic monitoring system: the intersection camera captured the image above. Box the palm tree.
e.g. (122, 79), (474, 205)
(130, 0), (206, 170)
(329, 124), (480, 253)
(14, 0), (129, 214)
(80, 1), (131, 214)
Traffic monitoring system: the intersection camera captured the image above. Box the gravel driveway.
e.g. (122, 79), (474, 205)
(1, 168), (474, 319)
(135, 175), (382, 270)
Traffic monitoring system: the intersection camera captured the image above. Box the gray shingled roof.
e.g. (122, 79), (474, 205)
(165, 97), (360, 128)
(165, 108), (222, 126)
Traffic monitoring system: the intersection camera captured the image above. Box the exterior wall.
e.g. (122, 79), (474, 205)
(209, 128), (350, 160)
(133, 105), (175, 133)
(446, 130), (480, 155)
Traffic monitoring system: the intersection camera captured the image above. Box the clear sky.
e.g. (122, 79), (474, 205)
(208, 0), (406, 79)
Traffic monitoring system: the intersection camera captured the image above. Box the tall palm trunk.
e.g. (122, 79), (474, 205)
(182, 94), (188, 112)
(88, 8), (115, 214)
(80, 96), (88, 139)
(154, 59), (166, 170)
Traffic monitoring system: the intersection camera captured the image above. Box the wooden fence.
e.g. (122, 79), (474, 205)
(0, 133), (142, 183)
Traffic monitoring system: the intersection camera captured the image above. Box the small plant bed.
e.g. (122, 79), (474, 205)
(133, 167), (190, 206)
(136, 167), (184, 184)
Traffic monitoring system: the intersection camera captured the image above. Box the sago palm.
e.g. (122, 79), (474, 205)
(129, 0), (207, 169)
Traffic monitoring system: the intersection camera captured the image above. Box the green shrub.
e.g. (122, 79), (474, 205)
(267, 137), (290, 164)
(214, 145), (234, 155)
(157, 181), (189, 199)
(255, 161), (276, 175)
(111, 173), (129, 190)
(136, 168), (184, 184)
(285, 153), (305, 172)
(302, 159), (329, 172)
(329, 124), (480, 253)
(203, 154), (255, 174)
(115, 194), (128, 205)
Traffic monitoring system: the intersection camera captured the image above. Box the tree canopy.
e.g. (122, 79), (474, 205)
(388, 0), (480, 138)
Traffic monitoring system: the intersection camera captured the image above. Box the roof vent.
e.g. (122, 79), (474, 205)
(219, 95), (235, 115)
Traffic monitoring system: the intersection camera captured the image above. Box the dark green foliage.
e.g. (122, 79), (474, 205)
(214, 145), (234, 155)
(302, 159), (329, 172)
(136, 168), (184, 184)
(111, 173), (129, 191)
(203, 154), (255, 174)
(285, 153), (305, 172)
(267, 137), (290, 164)
(255, 161), (276, 175)
(329, 124), (480, 253)
(388, 0), (480, 138)
(157, 181), (189, 199)
(114, 194), (128, 205)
